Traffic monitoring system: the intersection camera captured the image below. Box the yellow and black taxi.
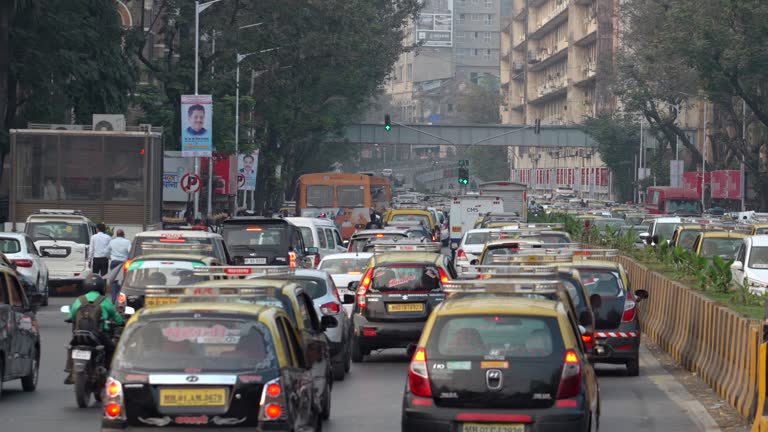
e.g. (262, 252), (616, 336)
(473, 239), (544, 266)
(102, 301), (322, 431)
(148, 266), (337, 421)
(562, 253), (649, 376)
(691, 231), (747, 260)
(751, 223), (768, 236)
(669, 224), (705, 250)
(401, 282), (600, 432)
(118, 254), (222, 311)
(351, 242), (454, 362)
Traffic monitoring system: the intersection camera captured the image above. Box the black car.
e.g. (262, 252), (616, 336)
(222, 217), (317, 267)
(0, 267), (43, 397)
(102, 303), (322, 431)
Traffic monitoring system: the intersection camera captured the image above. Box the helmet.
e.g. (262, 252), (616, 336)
(83, 275), (106, 296)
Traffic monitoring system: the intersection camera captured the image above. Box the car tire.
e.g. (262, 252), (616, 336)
(0, 358), (4, 399)
(42, 275), (49, 306)
(332, 360), (345, 381)
(351, 337), (365, 363)
(320, 380), (331, 420)
(21, 346), (39, 391)
(343, 341), (352, 373)
(626, 357), (640, 377)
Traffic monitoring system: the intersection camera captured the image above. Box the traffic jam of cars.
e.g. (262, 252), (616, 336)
(6, 184), (768, 432)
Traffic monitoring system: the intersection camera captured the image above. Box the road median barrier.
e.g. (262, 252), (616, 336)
(611, 255), (764, 421)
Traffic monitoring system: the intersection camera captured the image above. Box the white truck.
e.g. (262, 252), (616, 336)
(449, 195), (504, 248)
(478, 181), (528, 222)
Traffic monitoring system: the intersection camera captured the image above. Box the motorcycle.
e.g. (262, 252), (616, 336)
(60, 305), (134, 408)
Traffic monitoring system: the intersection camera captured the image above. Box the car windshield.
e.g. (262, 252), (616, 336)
(133, 237), (216, 258)
(749, 247), (768, 269)
(370, 264), (441, 292)
(319, 257), (370, 274)
(427, 315), (563, 359)
(223, 225), (286, 248)
(700, 237), (742, 259)
(666, 200), (702, 215)
(655, 222), (679, 241)
(678, 230), (702, 249)
(465, 232), (491, 245)
(755, 228), (768, 235)
(114, 318), (278, 372)
(391, 214), (430, 226)
(123, 260), (208, 289)
(27, 221), (89, 244)
(0, 238), (21, 254)
(580, 270), (624, 297)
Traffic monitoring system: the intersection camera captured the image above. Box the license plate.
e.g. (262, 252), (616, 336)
(461, 423), (525, 432)
(72, 350), (91, 360)
(159, 388), (226, 407)
(46, 249), (68, 256)
(387, 303), (424, 312)
(244, 258), (267, 265)
(145, 297), (179, 306)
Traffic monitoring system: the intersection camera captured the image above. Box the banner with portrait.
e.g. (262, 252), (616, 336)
(237, 150), (259, 191)
(181, 94), (213, 157)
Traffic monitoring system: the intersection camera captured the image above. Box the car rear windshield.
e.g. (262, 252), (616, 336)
(179, 293), (296, 321)
(27, 221), (89, 244)
(700, 237), (742, 258)
(370, 264), (441, 292)
(319, 257), (370, 275)
(0, 238), (21, 254)
(465, 232), (491, 245)
(133, 237), (216, 258)
(299, 227), (315, 247)
(350, 234), (405, 252)
(580, 270), (624, 297)
(391, 214), (430, 226)
(114, 318), (277, 372)
(529, 233), (570, 244)
(291, 277), (329, 300)
(222, 225), (286, 248)
(427, 315), (564, 359)
(123, 260), (208, 289)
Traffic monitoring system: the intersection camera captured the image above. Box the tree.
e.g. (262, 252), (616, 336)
(582, 114), (640, 202)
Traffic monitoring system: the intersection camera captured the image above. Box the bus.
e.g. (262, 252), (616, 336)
(296, 173), (372, 239)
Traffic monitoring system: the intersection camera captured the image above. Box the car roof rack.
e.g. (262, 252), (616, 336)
(143, 284), (281, 298)
(570, 249), (619, 260)
(139, 243), (214, 252)
(370, 241), (442, 253)
(192, 266), (295, 277)
(489, 251), (575, 265)
(36, 209), (85, 215)
(443, 279), (565, 294)
(464, 264), (562, 277)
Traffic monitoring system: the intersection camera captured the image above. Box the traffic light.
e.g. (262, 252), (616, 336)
(534, 119), (541, 134)
(458, 166), (469, 185)
(384, 114), (391, 131)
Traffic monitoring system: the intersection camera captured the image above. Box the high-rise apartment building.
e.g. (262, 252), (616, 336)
(500, 0), (617, 199)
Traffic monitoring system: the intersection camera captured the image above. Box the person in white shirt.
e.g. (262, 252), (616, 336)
(88, 223), (112, 276)
(106, 229), (132, 303)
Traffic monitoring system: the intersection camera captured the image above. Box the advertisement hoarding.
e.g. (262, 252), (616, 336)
(181, 94), (213, 157)
(416, 0), (453, 47)
(710, 170), (741, 199)
(163, 152), (195, 202)
(238, 151), (259, 191)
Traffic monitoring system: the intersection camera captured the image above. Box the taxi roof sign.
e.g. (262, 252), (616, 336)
(143, 284), (279, 297)
(465, 264), (561, 277)
(490, 252), (574, 264)
(193, 266), (295, 277)
(571, 249), (619, 260)
(443, 279), (564, 294)
(370, 241), (442, 253)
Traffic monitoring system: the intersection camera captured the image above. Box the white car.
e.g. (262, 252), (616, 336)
(24, 209), (95, 284)
(317, 252), (373, 315)
(732, 235), (768, 294)
(0, 232), (50, 305)
(455, 229), (497, 276)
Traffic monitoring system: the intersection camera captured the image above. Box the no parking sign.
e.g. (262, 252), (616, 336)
(180, 173), (202, 193)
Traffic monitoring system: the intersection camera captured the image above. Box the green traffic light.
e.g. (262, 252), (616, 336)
(385, 124), (391, 131)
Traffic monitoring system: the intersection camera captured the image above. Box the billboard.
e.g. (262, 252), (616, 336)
(181, 94), (213, 157)
(238, 151), (259, 191)
(416, 0), (453, 47)
(163, 152), (195, 202)
(710, 170), (741, 199)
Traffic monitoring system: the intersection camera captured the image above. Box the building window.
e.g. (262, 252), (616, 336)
(485, 0), (493, 7)
(407, 63), (413, 81)
(484, 14), (493, 25)
(457, 31), (465, 40)
(448, 104), (454, 112)
(456, 49), (465, 59)
(459, 13), (466, 24)
(484, 49), (491, 58)
(484, 31), (491, 42)
(399, 66), (404, 82)
(474, 48), (479, 56)
(474, 31), (479, 39)
(472, 0), (480, 4)
(472, 13), (480, 22)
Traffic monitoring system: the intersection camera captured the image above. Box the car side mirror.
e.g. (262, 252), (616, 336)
(320, 315), (338, 330)
(638, 232), (650, 240)
(731, 261), (744, 271)
(406, 343), (417, 358)
(634, 289), (649, 300)
(470, 259), (478, 265)
(342, 240), (349, 247)
(651, 234), (660, 245)
(579, 310), (593, 327)
(589, 293), (602, 309)
(124, 306), (136, 315)
(348, 281), (360, 291)
(342, 293), (355, 304)
(578, 325), (587, 335)
(305, 247), (319, 255)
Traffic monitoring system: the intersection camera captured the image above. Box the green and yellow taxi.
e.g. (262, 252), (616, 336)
(691, 231), (746, 260)
(102, 302), (321, 431)
(401, 291), (600, 432)
(561, 258), (648, 376)
(351, 243), (455, 362)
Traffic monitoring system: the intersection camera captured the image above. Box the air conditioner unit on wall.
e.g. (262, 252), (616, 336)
(49, 124), (84, 130)
(92, 114), (127, 131)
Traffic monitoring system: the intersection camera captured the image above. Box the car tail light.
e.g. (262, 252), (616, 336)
(357, 268), (374, 310)
(103, 377), (125, 420)
(118, 292), (126, 306)
(314, 254), (321, 268)
(581, 333), (594, 350)
(437, 267), (450, 284)
(320, 302), (341, 315)
(288, 251), (297, 268)
(556, 350), (582, 400)
(260, 378), (286, 421)
(622, 292), (637, 322)
(123, 260), (132, 272)
(12, 259), (33, 268)
(408, 347), (432, 397)
(456, 249), (466, 259)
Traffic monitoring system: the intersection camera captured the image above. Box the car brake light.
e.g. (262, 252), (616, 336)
(456, 249), (466, 259)
(118, 292), (126, 305)
(123, 260), (132, 272)
(12, 259), (33, 268)
(260, 378), (286, 421)
(288, 251), (297, 268)
(556, 349), (582, 400)
(357, 268), (374, 310)
(314, 253), (320, 268)
(265, 403), (282, 419)
(266, 383), (281, 397)
(437, 267), (450, 284)
(408, 347), (432, 397)
(320, 302), (341, 315)
(581, 333), (594, 350)
(622, 292), (637, 322)
(105, 403), (121, 418)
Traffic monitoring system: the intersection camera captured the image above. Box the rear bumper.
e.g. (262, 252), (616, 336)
(352, 316), (426, 349)
(592, 330), (641, 363)
(402, 403), (588, 432)
(103, 420), (289, 432)
(49, 270), (88, 282)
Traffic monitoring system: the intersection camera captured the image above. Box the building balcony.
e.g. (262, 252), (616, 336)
(513, 8), (527, 22)
(529, 80), (567, 104)
(528, 43), (568, 72)
(529, 0), (548, 8)
(512, 96), (526, 111)
(528, 3), (569, 40)
(573, 61), (597, 86)
(574, 0), (592, 5)
(574, 19), (597, 45)
(513, 34), (527, 52)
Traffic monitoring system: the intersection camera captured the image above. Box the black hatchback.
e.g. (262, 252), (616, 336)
(221, 217), (317, 268)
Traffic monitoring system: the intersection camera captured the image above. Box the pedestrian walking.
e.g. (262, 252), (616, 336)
(106, 229), (131, 303)
(88, 223), (111, 276)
